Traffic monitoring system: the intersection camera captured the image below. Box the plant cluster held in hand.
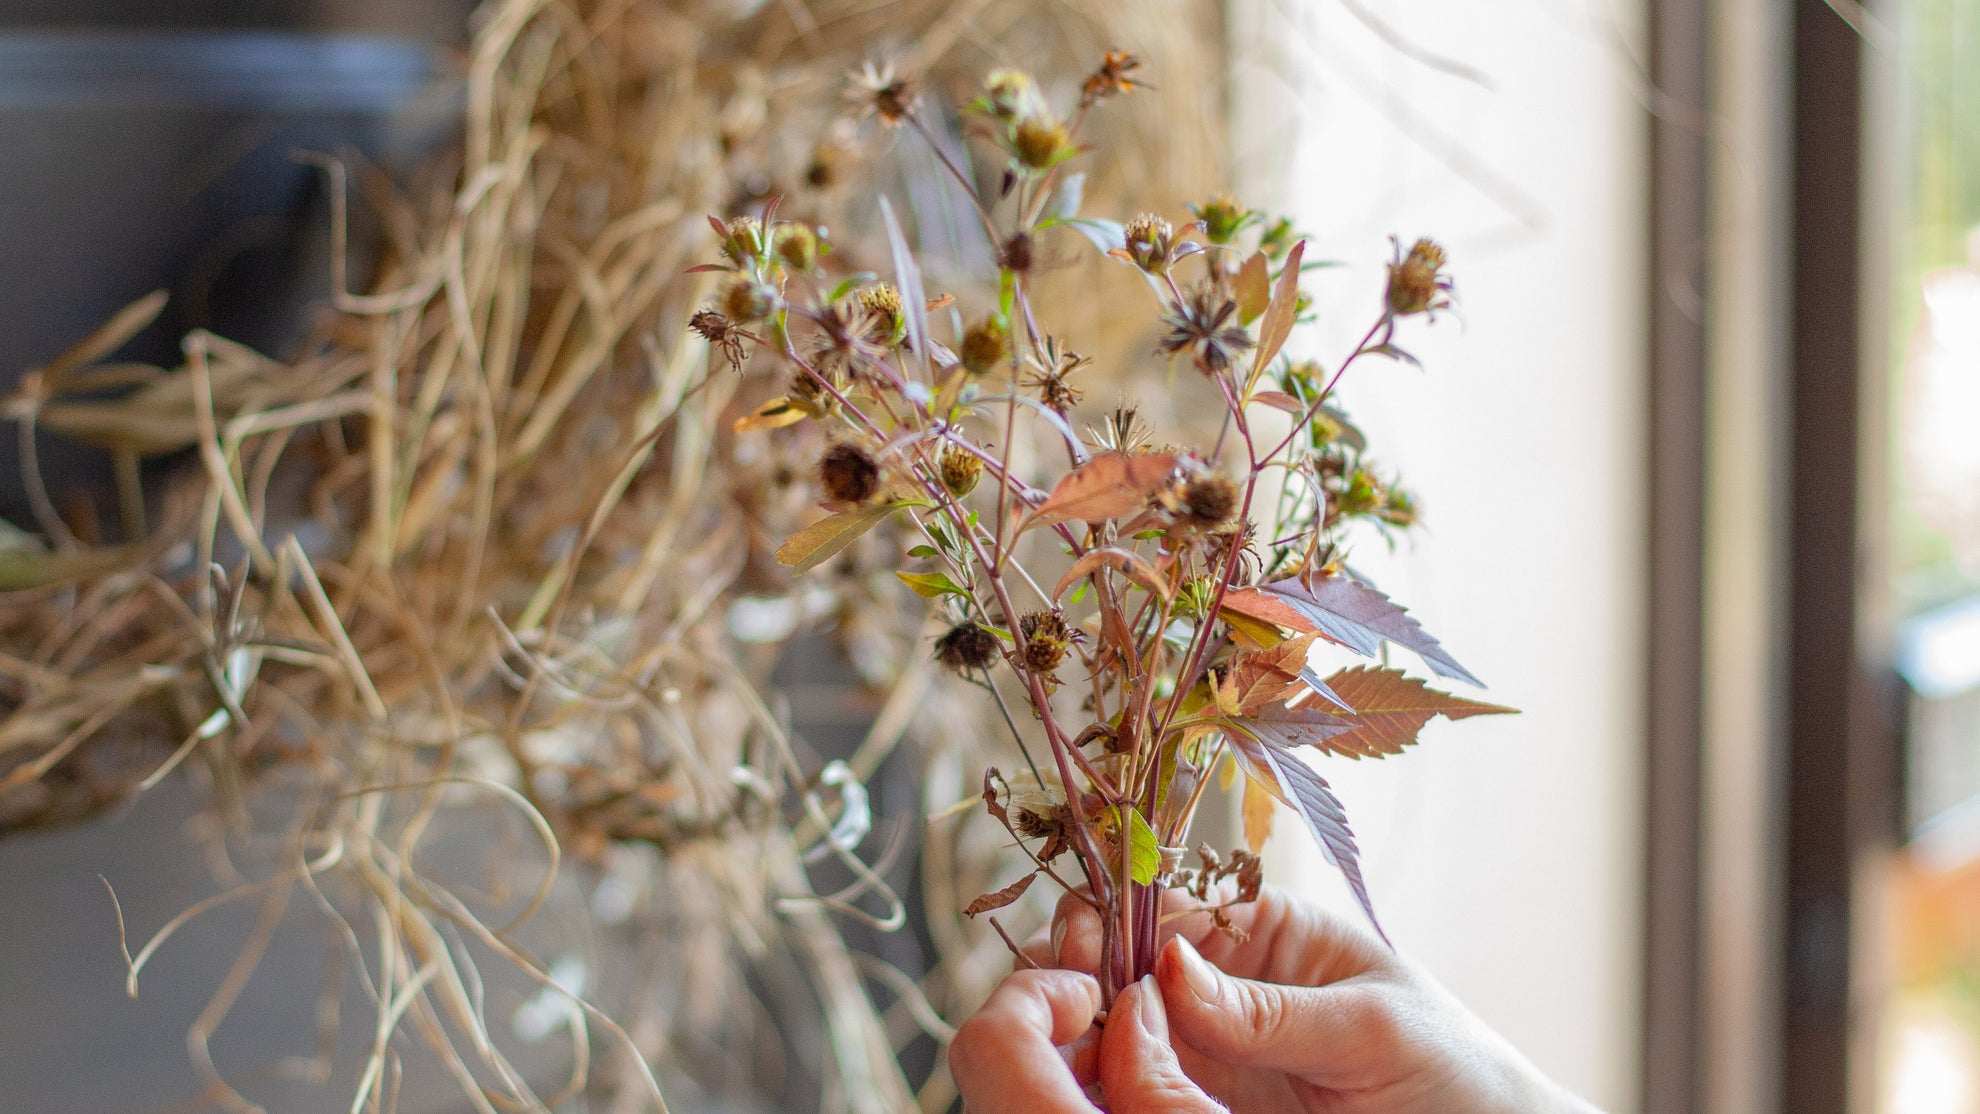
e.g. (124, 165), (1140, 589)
(695, 54), (1514, 1001)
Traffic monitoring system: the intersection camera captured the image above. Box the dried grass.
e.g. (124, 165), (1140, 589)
(0, 0), (1227, 1110)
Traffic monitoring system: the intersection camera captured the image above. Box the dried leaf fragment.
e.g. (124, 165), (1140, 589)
(1024, 451), (1179, 529)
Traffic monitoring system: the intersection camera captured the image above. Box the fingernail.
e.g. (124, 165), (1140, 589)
(1172, 936), (1220, 1004)
(1050, 916), (1068, 963)
(1136, 974), (1169, 1042)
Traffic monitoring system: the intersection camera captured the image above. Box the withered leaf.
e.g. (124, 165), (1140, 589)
(1261, 572), (1483, 687)
(1226, 730), (1383, 941)
(964, 871), (1038, 917)
(732, 396), (810, 433)
(1246, 389), (1307, 415)
(1235, 250), (1271, 325)
(1248, 239), (1305, 385)
(774, 502), (900, 573)
(1052, 545), (1173, 604)
(1241, 773), (1276, 854)
(1024, 451), (1178, 529)
(1309, 666), (1517, 759)
(1213, 636), (1312, 716)
(1219, 587), (1319, 640)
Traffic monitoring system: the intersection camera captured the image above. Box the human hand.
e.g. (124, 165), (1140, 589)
(957, 885), (1602, 1114)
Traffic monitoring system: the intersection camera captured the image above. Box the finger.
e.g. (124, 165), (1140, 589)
(1160, 886), (1389, 988)
(948, 969), (1102, 1113)
(1096, 976), (1229, 1112)
(1155, 934), (1385, 1080)
(1048, 890), (1105, 973)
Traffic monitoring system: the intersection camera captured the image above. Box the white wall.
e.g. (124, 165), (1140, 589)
(1227, 1), (1647, 1109)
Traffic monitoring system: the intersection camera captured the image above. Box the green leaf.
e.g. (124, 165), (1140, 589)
(894, 570), (966, 599)
(1127, 807), (1161, 885)
(907, 544), (940, 559)
(775, 502), (900, 573)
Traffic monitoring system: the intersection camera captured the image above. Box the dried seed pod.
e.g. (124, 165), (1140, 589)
(819, 442), (880, 503)
(722, 278), (774, 323)
(1018, 609), (1071, 674)
(1001, 232), (1034, 274)
(960, 317), (1010, 374)
(938, 445), (981, 498)
(1174, 472), (1239, 527)
(934, 621), (999, 671)
(1385, 237), (1450, 317)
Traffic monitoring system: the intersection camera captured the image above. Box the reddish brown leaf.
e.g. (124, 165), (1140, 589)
(964, 871), (1038, 917)
(1261, 573), (1482, 687)
(1247, 239), (1305, 384)
(1219, 587), (1320, 638)
(1241, 774), (1276, 854)
(1246, 390), (1307, 414)
(1309, 666), (1518, 760)
(1052, 545), (1173, 603)
(1213, 636), (1313, 715)
(1024, 452), (1178, 529)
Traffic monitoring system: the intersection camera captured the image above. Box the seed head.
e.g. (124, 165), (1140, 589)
(690, 309), (752, 373)
(1173, 471), (1239, 527)
(938, 444), (982, 497)
(1385, 237), (1451, 317)
(960, 317), (1009, 375)
(1158, 282), (1254, 375)
(1122, 213), (1178, 275)
(1012, 116), (1077, 172)
(934, 621), (1000, 672)
(775, 224), (822, 272)
(848, 60), (916, 127)
(716, 215), (764, 265)
(819, 442), (881, 504)
(857, 283), (903, 344)
(1190, 194), (1250, 245)
(1379, 487), (1418, 528)
(1018, 610), (1073, 674)
(722, 279), (774, 323)
(1022, 342), (1090, 413)
(1080, 49), (1145, 108)
(1001, 231), (1035, 274)
(981, 69), (1046, 121)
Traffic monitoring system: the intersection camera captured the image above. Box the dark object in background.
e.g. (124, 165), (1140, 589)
(0, 19), (455, 531)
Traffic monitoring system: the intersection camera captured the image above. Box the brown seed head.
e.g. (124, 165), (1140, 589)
(819, 442), (881, 504)
(1001, 231), (1035, 274)
(934, 621), (999, 672)
(1081, 49), (1145, 107)
(1385, 237), (1451, 317)
(1175, 472), (1239, 526)
(960, 316), (1010, 374)
(848, 60), (916, 127)
(1018, 610), (1072, 674)
(722, 279), (774, 323)
(774, 224), (822, 272)
(1158, 283), (1255, 375)
(1123, 213), (1177, 274)
(937, 444), (981, 497)
(1013, 116), (1076, 171)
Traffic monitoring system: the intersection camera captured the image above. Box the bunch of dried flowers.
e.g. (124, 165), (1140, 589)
(724, 56), (1514, 1002)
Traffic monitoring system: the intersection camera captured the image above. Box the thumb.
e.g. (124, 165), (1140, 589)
(1156, 935), (1378, 1077)
(1097, 977), (1227, 1112)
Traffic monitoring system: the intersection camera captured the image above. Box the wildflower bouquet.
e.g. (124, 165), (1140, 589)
(710, 56), (1515, 1000)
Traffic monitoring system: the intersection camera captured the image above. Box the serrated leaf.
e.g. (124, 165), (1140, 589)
(894, 570), (966, 599)
(1219, 587), (1320, 638)
(1023, 452), (1177, 529)
(1233, 698), (1357, 750)
(1212, 636), (1312, 716)
(1248, 240), (1305, 386)
(1309, 666), (1517, 759)
(1052, 545), (1173, 603)
(1235, 251), (1271, 325)
(1226, 730), (1383, 941)
(1261, 573), (1483, 687)
(1127, 807), (1161, 885)
(775, 502), (899, 573)
(964, 871), (1038, 917)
